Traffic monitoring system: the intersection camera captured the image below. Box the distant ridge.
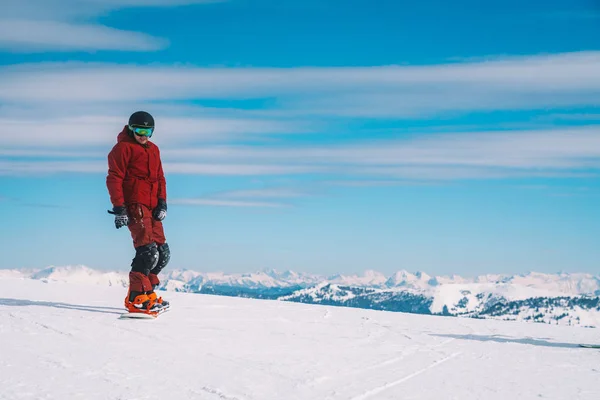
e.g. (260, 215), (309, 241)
(5, 265), (600, 327)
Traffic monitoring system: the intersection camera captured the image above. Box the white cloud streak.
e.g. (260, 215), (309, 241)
(165, 163), (326, 176)
(215, 188), (312, 199)
(0, 161), (105, 175)
(0, 19), (167, 52)
(0, 115), (305, 147)
(171, 198), (289, 208)
(1, 52), (599, 116)
(2, 52), (600, 181)
(3, 0), (219, 20)
(162, 127), (600, 170)
(0, 0), (219, 52)
(2, 127), (599, 180)
(170, 187), (309, 208)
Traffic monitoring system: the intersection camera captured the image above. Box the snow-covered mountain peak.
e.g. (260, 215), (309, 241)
(327, 270), (387, 287)
(505, 271), (600, 296)
(262, 268), (300, 280)
(384, 269), (436, 289)
(30, 265), (128, 287)
(363, 269), (384, 277)
(414, 270), (431, 280)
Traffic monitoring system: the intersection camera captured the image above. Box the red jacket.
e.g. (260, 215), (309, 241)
(106, 126), (166, 209)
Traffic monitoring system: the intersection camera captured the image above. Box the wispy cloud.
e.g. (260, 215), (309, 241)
(172, 199), (289, 208)
(0, 19), (167, 52)
(165, 126), (600, 180)
(163, 127), (600, 170)
(1, 51), (599, 154)
(0, 148), (105, 158)
(0, 160), (321, 177)
(0, 194), (66, 209)
(2, 127), (599, 180)
(214, 188), (313, 199)
(171, 187), (311, 208)
(1, 52), (599, 116)
(325, 179), (445, 187)
(0, 114), (308, 147)
(171, 198), (289, 208)
(2, 52), (600, 181)
(166, 163), (325, 176)
(0, 0), (219, 52)
(0, 161), (105, 175)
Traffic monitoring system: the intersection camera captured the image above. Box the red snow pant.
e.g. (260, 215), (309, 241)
(127, 203), (166, 293)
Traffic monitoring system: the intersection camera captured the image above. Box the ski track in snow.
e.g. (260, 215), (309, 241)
(307, 337), (456, 385)
(301, 333), (459, 396)
(349, 352), (463, 400)
(2, 278), (600, 400)
(200, 386), (246, 400)
(8, 311), (73, 337)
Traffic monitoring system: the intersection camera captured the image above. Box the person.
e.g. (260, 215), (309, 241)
(106, 111), (170, 314)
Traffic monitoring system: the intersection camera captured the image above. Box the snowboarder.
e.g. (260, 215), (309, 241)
(106, 111), (170, 315)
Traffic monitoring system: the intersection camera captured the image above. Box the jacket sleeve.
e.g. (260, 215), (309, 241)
(106, 143), (131, 207)
(157, 148), (167, 202)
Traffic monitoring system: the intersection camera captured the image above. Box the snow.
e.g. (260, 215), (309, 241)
(385, 270), (435, 289)
(1, 277), (600, 400)
(328, 270), (388, 287)
(0, 269), (30, 279)
(429, 282), (566, 314)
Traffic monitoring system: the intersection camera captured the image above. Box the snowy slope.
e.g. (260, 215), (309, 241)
(1, 277), (600, 400)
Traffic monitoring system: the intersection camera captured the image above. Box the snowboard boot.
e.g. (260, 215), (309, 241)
(147, 291), (169, 309)
(125, 291), (164, 314)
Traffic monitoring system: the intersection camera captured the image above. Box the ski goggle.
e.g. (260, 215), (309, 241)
(129, 125), (154, 137)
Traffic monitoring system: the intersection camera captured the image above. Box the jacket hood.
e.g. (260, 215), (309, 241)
(117, 125), (134, 143)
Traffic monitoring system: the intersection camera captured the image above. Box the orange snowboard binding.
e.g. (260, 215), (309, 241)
(124, 291), (164, 315)
(147, 291), (170, 309)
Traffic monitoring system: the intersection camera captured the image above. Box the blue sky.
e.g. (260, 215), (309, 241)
(1, 0), (600, 277)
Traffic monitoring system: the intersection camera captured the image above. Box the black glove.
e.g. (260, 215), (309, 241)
(153, 199), (167, 221)
(107, 206), (129, 229)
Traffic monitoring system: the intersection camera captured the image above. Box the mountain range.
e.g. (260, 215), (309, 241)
(3, 265), (600, 327)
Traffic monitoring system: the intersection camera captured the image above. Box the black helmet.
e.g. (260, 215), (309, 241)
(128, 111), (154, 128)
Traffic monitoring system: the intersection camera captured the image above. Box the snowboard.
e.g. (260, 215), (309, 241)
(119, 306), (170, 320)
(579, 344), (600, 349)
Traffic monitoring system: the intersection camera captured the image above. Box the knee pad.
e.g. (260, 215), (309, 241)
(131, 242), (159, 276)
(151, 243), (170, 275)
